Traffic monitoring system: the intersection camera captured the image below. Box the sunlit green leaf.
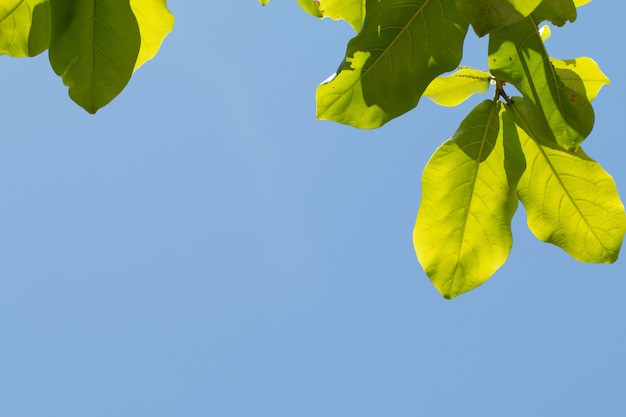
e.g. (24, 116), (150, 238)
(297, 1), (364, 32)
(0, 0), (50, 57)
(508, 97), (626, 263)
(551, 57), (609, 102)
(297, 0), (323, 18)
(130, 0), (174, 71)
(456, 0), (542, 37)
(414, 100), (525, 299)
(574, 0), (591, 7)
(532, 0), (576, 26)
(317, 0), (468, 129)
(49, 0), (141, 114)
(424, 67), (491, 107)
(538, 22), (608, 102)
(259, 0), (270, 5)
(489, 16), (593, 150)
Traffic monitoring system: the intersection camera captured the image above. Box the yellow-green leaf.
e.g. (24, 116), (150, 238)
(0, 0), (50, 57)
(489, 16), (594, 150)
(414, 100), (525, 299)
(574, 0), (591, 7)
(509, 98), (626, 263)
(130, 0), (174, 71)
(551, 57), (610, 102)
(298, 0), (364, 32)
(424, 67), (491, 107)
(259, 0), (270, 6)
(316, 0), (468, 129)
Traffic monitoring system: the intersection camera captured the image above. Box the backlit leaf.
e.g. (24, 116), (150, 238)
(317, 0), (468, 129)
(298, 1), (364, 32)
(532, 0), (576, 26)
(456, 0), (542, 37)
(423, 67), (491, 107)
(49, 0), (141, 114)
(130, 0), (174, 71)
(551, 57), (609, 102)
(509, 97), (626, 263)
(413, 100), (525, 299)
(489, 16), (593, 150)
(297, 0), (323, 18)
(0, 0), (50, 57)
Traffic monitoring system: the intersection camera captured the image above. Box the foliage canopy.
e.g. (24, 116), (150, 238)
(296, 0), (625, 298)
(1, 0), (623, 298)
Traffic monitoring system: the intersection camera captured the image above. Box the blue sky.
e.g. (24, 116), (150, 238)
(1, 1), (624, 416)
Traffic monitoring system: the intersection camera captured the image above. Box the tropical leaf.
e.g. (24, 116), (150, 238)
(423, 67), (491, 107)
(317, 0), (468, 129)
(49, 0), (141, 114)
(130, 0), (174, 71)
(0, 0), (50, 57)
(413, 100), (525, 299)
(456, 0), (542, 37)
(508, 97), (626, 263)
(297, 0), (364, 32)
(538, 22), (608, 102)
(532, 0), (576, 26)
(489, 16), (593, 150)
(551, 57), (610, 102)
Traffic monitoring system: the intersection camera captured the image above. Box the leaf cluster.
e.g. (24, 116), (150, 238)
(296, 0), (625, 298)
(0, 0), (174, 113)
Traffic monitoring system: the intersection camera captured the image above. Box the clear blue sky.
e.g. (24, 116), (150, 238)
(1, 1), (624, 416)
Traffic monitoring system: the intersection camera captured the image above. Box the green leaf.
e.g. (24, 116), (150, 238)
(259, 0), (270, 5)
(532, 0), (576, 26)
(130, 0), (174, 71)
(573, 0), (591, 7)
(508, 97), (626, 263)
(298, 1), (364, 32)
(49, 0), (141, 114)
(538, 23), (609, 102)
(423, 67), (491, 107)
(317, 0), (468, 129)
(297, 0), (323, 18)
(0, 0), (50, 57)
(456, 0), (542, 37)
(551, 57), (610, 102)
(413, 100), (525, 299)
(489, 16), (593, 150)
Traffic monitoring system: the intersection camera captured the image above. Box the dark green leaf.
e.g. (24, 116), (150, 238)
(317, 0), (468, 129)
(489, 16), (593, 150)
(49, 0), (141, 113)
(456, 0), (542, 37)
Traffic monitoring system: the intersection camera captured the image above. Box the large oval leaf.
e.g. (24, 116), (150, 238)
(414, 100), (525, 299)
(49, 0), (141, 113)
(509, 98), (626, 263)
(317, 0), (468, 129)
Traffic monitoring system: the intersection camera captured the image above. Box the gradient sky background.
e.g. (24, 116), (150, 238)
(1, 1), (625, 416)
